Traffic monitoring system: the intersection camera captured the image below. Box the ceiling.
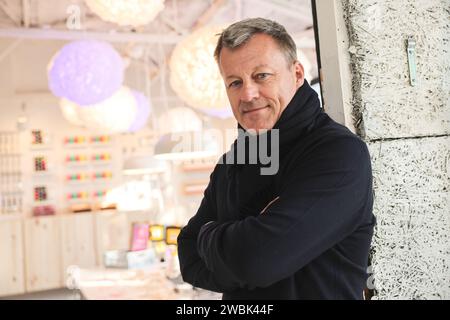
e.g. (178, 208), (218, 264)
(0, 0), (314, 34)
(0, 0), (318, 107)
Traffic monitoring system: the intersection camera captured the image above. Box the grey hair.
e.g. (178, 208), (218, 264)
(214, 18), (297, 65)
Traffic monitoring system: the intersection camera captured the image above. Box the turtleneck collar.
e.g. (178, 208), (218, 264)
(235, 80), (322, 148)
(222, 80), (322, 177)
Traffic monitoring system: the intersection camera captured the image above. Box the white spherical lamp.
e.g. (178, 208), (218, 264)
(60, 86), (138, 133)
(169, 26), (230, 113)
(85, 0), (165, 27)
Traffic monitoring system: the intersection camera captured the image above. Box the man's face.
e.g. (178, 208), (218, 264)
(218, 33), (304, 132)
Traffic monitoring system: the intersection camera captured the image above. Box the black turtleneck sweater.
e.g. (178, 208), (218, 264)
(177, 81), (375, 300)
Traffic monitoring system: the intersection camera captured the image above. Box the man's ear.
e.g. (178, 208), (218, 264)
(293, 61), (305, 88)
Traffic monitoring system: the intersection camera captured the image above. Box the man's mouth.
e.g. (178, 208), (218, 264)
(243, 105), (269, 114)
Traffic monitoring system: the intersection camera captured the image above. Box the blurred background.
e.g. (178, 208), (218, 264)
(0, 0), (320, 299)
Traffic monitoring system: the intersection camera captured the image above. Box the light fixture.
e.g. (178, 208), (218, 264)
(153, 131), (219, 161)
(60, 101), (84, 126)
(84, 0), (165, 27)
(59, 86), (138, 133)
(149, 224), (165, 242)
(157, 107), (203, 135)
(128, 91), (151, 132)
(165, 226), (181, 245)
(169, 25), (230, 113)
(48, 40), (124, 105)
(123, 155), (168, 175)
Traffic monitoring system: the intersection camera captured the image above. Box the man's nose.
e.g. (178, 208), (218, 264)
(240, 82), (259, 103)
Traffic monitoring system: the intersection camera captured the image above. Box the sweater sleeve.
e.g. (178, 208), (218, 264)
(197, 137), (373, 289)
(177, 168), (242, 292)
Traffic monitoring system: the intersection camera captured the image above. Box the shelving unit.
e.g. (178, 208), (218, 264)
(0, 131), (23, 217)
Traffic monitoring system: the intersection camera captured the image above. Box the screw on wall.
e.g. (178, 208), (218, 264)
(66, 5), (82, 30)
(407, 36), (417, 86)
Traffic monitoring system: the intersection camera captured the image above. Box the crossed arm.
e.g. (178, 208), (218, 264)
(177, 138), (372, 292)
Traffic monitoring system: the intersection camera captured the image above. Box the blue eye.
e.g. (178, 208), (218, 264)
(256, 73), (270, 80)
(228, 80), (242, 88)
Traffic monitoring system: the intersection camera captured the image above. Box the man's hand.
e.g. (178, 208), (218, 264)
(260, 196), (280, 215)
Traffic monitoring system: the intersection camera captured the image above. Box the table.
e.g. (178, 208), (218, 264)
(74, 264), (221, 300)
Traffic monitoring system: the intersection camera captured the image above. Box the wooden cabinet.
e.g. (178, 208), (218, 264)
(1, 211), (147, 297)
(0, 218), (25, 296)
(60, 213), (97, 279)
(24, 216), (62, 292)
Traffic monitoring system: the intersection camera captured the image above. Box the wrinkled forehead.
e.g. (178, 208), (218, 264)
(219, 39), (292, 76)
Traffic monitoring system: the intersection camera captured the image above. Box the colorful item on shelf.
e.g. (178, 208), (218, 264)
(67, 191), (89, 200)
(64, 136), (86, 144)
(92, 171), (113, 180)
(91, 153), (111, 161)
(48, 40), (124, 105)
(149, 225), (165, 242)
(130, 223), (150, 251)
(92, 190), (108, 198)
(34, 186), (47, 201)
(66, 173), (89, 181)
(165, 226), (181, 245)
(32, 205), (55, 217)
(34, 156), (47, 172)
(90, 135), (111, 143)
(31, 130), (43, 144)
(66, 154), (88, 163)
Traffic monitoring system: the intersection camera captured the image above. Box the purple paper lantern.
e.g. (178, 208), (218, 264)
(48, 40), (124, 106)
(128, 91), (151, 132)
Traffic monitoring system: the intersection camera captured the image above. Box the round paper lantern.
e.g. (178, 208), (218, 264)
(60, 101), (84, 126)
(85, 0), (165, 27)
(169, 25), (230, 111)
(157, 107), (202, 135)
(60, 86), (138, 133)
(128, 91), (151, 132)
(48, 40), (124, 105)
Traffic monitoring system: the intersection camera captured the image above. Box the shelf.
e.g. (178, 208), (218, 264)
(0, 213), (24, 222)
(32, 199), (54, 205)
(0, 153), (21, 157)
(181, 163), (215, 172)
(29, 145), (53, 151)
(90, 161), (113, 167)
(63, 144), (89, 149)
(182, 181), (208, 195)
(32, 171), (54, 178)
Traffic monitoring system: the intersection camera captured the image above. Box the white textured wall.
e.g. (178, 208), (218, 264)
(368, 137), (450, 299)
(343, 0), (450, 140)
(341, 0), (450, 299)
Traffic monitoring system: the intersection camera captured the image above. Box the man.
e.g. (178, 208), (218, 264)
(177, 18), (375, 300)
